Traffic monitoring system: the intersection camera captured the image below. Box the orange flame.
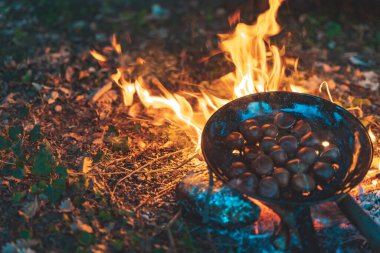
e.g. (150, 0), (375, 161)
(369, 128), (376, 143)
(90, 50), (107, 62)
(219, 0), (285, 95)
(92, 0), (300, 149)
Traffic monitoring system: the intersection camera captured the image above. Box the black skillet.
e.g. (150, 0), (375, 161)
(201, 91), (380, 252)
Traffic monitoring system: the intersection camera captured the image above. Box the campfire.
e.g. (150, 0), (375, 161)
(90, 0), (380, 251)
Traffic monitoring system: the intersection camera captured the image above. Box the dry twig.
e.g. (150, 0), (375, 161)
(111, 148), (190, 198)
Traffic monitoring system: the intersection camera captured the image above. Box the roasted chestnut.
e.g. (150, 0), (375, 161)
(250, 154), (274, 176)
(269, 146), (288, 166)
(260, 137), (278, 154)
(286, 159), (309, 174)
(259, 176), (280, 198)
(291, 173), (316, 193)
(229, 172), (258, 194)
(239, 118), (258, 133)
(243, 145), (262, 162)
(273, 167), (290, 188)
(261, 124), (279, 138)
(279, 135), (298, 154)
(223, 132), (244, 150)
(242, 125), (263, 143)
(226, 161), (247, 178)
(291, 120), (311, 137)
(312, 162), (335, 183)
(320, 145), (340, 163)
(297, 147), (318, 165)
(274, 112), (296, 130)
(300, 132), (321, 148)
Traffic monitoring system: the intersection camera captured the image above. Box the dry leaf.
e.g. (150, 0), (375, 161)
(2, 239), (38, 253)
(82, 157), (93, 174)
(19, 197), (39, 220)
(71, 218), (94, 233)
(357, 71), (379, 91)
(59, 198), (75, 212)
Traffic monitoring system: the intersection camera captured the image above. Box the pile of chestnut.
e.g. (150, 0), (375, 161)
(223, 112), (340, 199)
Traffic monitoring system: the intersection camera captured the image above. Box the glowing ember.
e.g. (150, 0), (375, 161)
(322, 141), (330, 147)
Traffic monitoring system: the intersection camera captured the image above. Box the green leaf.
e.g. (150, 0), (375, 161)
(110, 136), (129, 153)
(12, 167), (24, 179)
(56, 165), (68, 178)
(30, 125), (41, 142)
(53, 178), (66, 191)
(106, 125), (119, 138)
(92, 150), (103, 163)
(44, 185), (61, 203)
(18, 106), (29, 118)
(12, 191), (26, 202)
(112, 240), (124, 251)
(0, 136), (10, 150)
(32, 146), (54, 176)
(9, 125), (23, 141)
(99, 210), (113, 222)
(12, 141), (23, 157)
(22, 73), (32, 82)
(325, 21), (342, 38)
(19, 230), (32, 239)
(30, 184), (40, 194)
(45, 178), (66, 203)
(77, 232), (95, 245)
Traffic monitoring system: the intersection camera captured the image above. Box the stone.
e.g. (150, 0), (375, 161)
(176, 172), (261, 228)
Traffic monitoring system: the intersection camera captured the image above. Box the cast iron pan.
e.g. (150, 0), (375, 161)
(201, 91), (380, 252)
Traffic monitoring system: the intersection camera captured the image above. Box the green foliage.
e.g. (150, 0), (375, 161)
(18, 106), (29, 118)
(325, 21), (342, 38)
(29, 125), (41, 142)
(12, 191), (26, 203)
(19, 230), (32, 239)
(92, 150), (103, 163)
(11, 141), (23, 157)
(99, 210), (113, 222)
(110, 136), (129, 153)
(0, 135), (10, 150)
(9, 125), (23, 141)
(56, 165), (68, 178)
(77, 232), (95, 245)
(12, 167), (24, 179)
(106, 125), (119, 137)
(32, 145), (55, 176)
(30, 180), (48, 194)
(44, 179), (65, 203)
(112, 240), (124, 251)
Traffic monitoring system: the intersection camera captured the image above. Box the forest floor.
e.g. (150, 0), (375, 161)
(1, 1), (380, 252)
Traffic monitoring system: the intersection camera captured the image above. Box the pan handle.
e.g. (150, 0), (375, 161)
(293, 205), (321, 253)
(336, 194), (380, 251)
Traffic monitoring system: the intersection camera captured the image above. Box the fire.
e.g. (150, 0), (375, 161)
(218, 0), (285, 95)
(91, 0), (303, 149)
(369, 128), (376, 143)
